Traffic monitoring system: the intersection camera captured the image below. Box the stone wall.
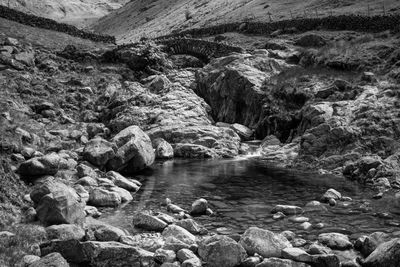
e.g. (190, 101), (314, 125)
(158, 14), (400, 39)
(0, 5), (115, 44)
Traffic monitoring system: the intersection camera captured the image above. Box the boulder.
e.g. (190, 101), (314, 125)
(354, 232), (390, 257)
(162, 225), (196, 245)
(230, 123), (253, 140)
(132, 212), (168, 231)
(295, 34), (327, 47)
(109, 186), (133, 202)
(318, 233), (352, 250)
(82, 241), (154, 266)
(190, 198), (208, 215)
(239, 227), (292, 258)
(155, 139), (174, 159)
(88, 188), (121, 207)
(83, 137), (116, 167)
(282, 248), (312, 262)
(106, 171), (141, 192)
(91, 224), (126, 242)
(362, 238), (400, 267)
(321, 189), (342, 202)
(31, 180), (85, 226)
(30, 253), (69, 267)
(175, 219), (206, 235)
(18, 153), (61, 177)
(107, 126), (155, 173)
(198, 235), (246, 267)
(120, 234), (164, 252)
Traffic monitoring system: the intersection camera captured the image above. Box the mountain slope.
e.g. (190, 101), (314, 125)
(0, 0), (130, 28)
(92, 0), (400, 43)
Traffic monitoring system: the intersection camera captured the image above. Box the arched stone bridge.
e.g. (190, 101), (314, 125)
(156, 38), (244, 63)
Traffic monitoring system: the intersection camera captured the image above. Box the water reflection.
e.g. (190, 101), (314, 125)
(100, 158), (400, 239)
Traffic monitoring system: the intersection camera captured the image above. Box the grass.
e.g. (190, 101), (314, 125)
(0, 222), (47, 266)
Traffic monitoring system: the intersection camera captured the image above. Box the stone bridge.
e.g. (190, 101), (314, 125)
(156, 38), (244, 63)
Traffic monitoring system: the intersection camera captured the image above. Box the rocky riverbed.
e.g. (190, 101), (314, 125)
(0, 27), (400, 267)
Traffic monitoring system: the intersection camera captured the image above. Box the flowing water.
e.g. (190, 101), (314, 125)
(100, 157), (400, 241)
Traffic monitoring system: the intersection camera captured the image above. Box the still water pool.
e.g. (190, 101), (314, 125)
(100, 157), (400, 240)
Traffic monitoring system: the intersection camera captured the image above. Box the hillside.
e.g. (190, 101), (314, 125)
(93, 0), (400, 43)
(0, 0), (130, 28)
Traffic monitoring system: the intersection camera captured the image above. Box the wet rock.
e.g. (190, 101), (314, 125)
(133, 212), (168, 231)
(289, 216), (309, 223)
(299, 222), (313, 231)
(310, 254), (340, 267)
(198, 235), (246, 267)
(163, 236), (192, 252)
(83, 137), (116, 167)
(318, 233), (353, 250)
(281, 231), (296, 241)
(155, 138), (174, 159)
(239, 227), (292, 258)
(354, 232), (390, 257)
(167, 204), (186, 214)
(175, 219), (207, 235)
(272, 205), (303, 215)
(321, 189), (342, 202)
(46, 224), (85, 241)
(30, 253), (69, 267)
(88, 188), (121, 207)
(256, 257), (310, 267)
(31, 180), (85, 226)
(273, 212), (286, 220)
(108, 125), (155, 173)
(155, 249), (176, 264)
(109, 186), (133, 202)
(18, 153), (61, 177)
(304, 201), (328, 212)
(162, 225), (196, 245)
(106, 171), (141, 192)
(190, 198), (208, 215)
(230, 123), (254, 141)
(362, 238), (400, 267)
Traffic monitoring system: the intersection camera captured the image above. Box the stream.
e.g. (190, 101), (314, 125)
(100, 156), (400, 241)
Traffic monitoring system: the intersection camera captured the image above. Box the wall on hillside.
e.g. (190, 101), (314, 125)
(158, 14), (400, 39)
(0, 5), (115, 44)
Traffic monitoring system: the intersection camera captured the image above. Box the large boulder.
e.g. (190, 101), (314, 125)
(162, 225), (196, 245)
(239, 227), (292, 258)
(132, 212), (168, 231)
(318, 233), (353, 250)
(198, 235), (246, 267)
(147, 125), (241, 158)
(18, 153), (61, 177)
(30, 180), (85, 226)
(88, 188), (121, 207)
(354, 232), (390, 257)
(363, 238), (400, 267)
(107, 126), (155, 173)
(106, 171), (141, 192)
(196, 53), (292, 129)
(83, 137), (116, 167)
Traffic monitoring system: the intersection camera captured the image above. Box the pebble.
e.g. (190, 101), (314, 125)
(273, 212), (286, 220)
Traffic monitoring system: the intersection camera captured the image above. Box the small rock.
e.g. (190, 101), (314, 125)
(133, 212), (168, 231)
(190, 198), (208, 215)
(154, 249), (176, 264)
(271, 205), (303, 215)
(318, 233), (352, 250)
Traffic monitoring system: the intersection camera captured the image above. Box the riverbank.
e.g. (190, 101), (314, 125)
(0, 16), (400, 266)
